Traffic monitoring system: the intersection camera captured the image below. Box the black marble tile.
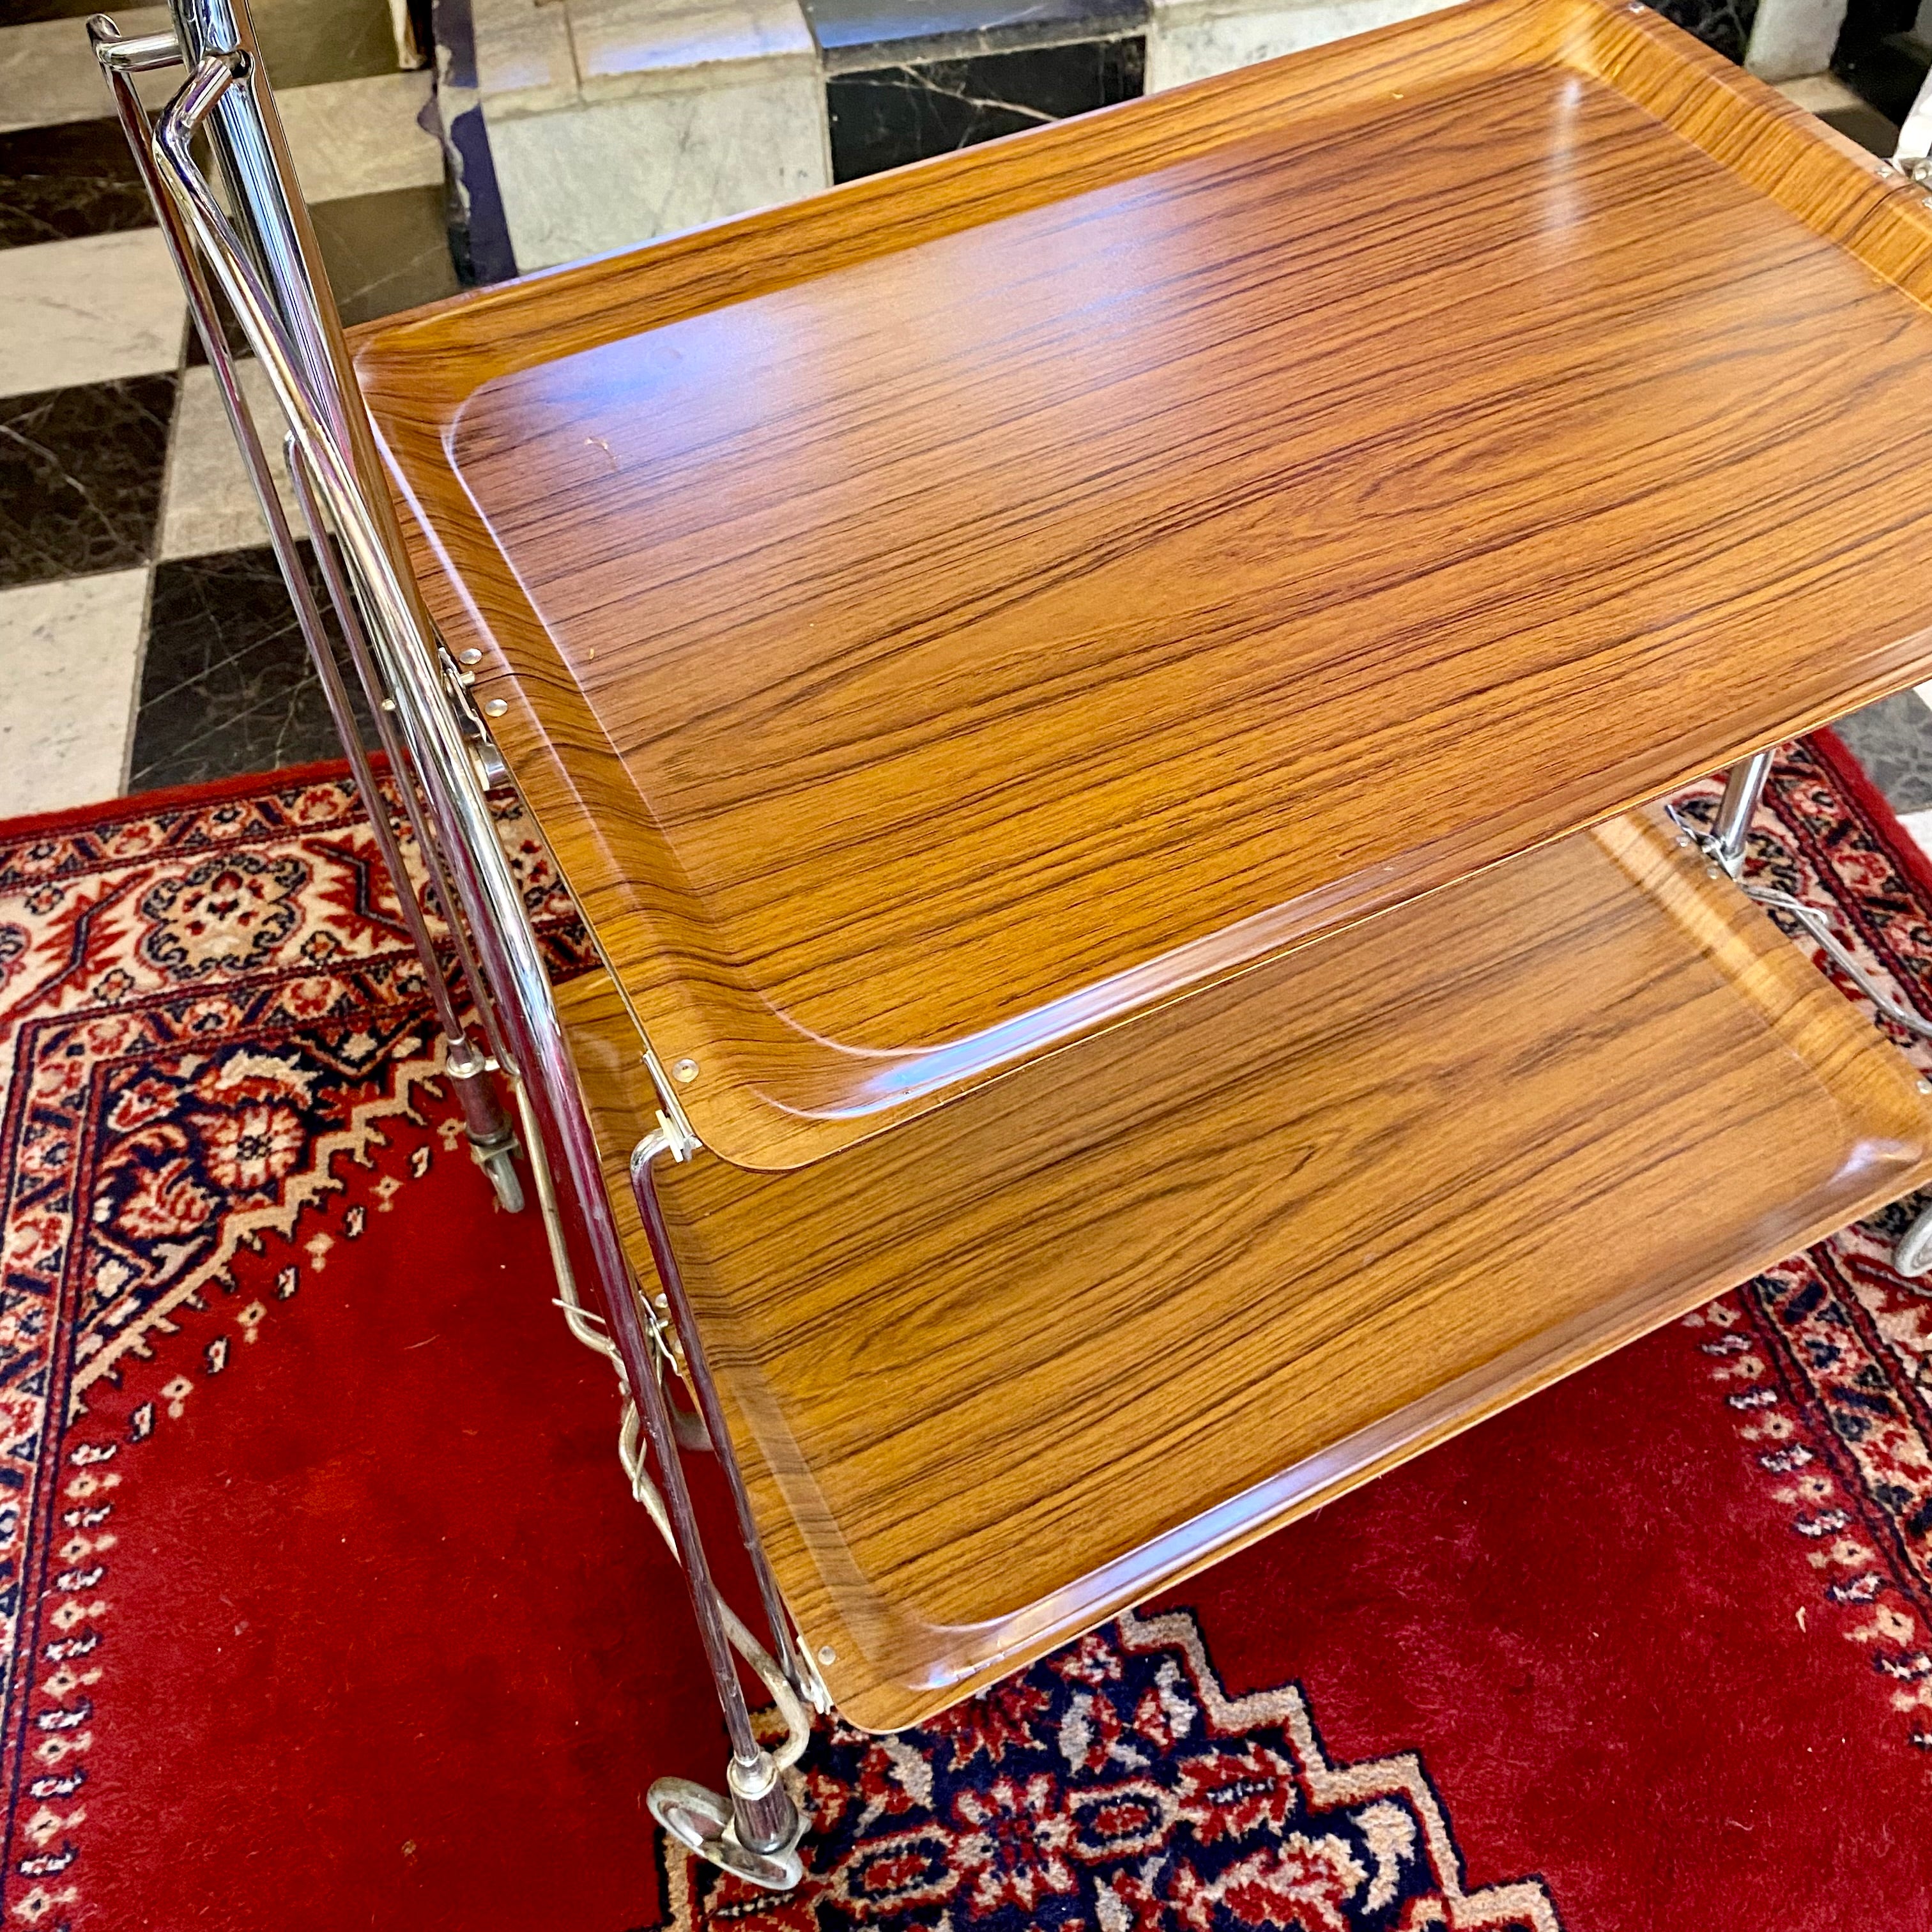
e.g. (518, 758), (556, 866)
(180, 183), (462, 355)
(1831, 691), (1932, 815)
(1653, 0), (1756, 62)
(0, 0), (108, 20)
(807, 0), (1144, 72)
(0, 117), (153, 250)
(1819, 100), (1899, 155)
(0, 373), (174, 590)
(829, 36), (1144, 183)
(130, 542), (378, 792)
(1836, 29), (1929, 124)
(309, 183), (460, 326)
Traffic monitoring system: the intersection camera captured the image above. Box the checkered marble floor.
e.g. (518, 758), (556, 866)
(0, 0), (450, 816)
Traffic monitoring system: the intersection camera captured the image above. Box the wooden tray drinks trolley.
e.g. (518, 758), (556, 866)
(93, 0), (1932, 1886)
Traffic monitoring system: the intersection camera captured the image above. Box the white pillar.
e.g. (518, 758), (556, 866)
(1743, 0), (1850, 84)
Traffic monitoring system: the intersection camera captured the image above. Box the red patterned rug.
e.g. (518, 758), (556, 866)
(0, 739), (1929, 1932)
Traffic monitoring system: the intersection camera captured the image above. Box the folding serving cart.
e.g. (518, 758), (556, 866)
(91, 0), (1932, 1886)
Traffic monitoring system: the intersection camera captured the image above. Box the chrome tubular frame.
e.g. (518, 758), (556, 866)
(106, 0), (1932, 1879)
(1706, 746), (1776, 879)
(1677, 745), (1932, 1271)
(91, 15), (526, 1210)
(1678, 747), (1932, 1036)
(89, 3), (811, 1885)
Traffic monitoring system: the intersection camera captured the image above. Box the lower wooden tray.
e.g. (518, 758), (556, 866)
(562, 806), (1932, 1731)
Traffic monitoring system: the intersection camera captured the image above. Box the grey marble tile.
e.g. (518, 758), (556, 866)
(0, 7), (174, 134)
(569, 0), (818, 90)
(0, 372), (175, 588)
(130, 542), (376, 792)
(827, 36), (1144, 182)
(806, 0), (1145, 70)
(310, 182), (460, 326)
(251, 0), (404, 89)
(0, 116), (152, 249)
(279, 70), (444, 204)
(0, 567), (148, 816)
(1830, 691), (1932, 815)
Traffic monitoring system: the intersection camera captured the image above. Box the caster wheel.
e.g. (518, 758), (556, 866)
(648, 1777), (804, 1891)
(1896, 1201), (1932, 1278)
(477, 1145), (526, 1214)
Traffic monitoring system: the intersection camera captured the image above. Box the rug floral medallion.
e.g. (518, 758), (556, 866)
(0, 742), (1926, 1929)
(668, 1606), (1562, 1932)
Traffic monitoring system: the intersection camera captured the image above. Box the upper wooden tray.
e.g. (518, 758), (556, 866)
(356, 0), (1932, 1169)
(564, 806), (1932, 1729)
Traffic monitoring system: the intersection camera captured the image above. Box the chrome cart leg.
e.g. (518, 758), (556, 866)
(1676, 747), (1932, 1276)
(91, 15), (525, 1214)
(120, 17), (816, 1885)
(283, 441), (524, 1210)
(1703, 746), (1777, 878)
(629, 1146), (813, 1706)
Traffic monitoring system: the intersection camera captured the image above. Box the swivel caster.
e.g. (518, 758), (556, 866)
(1896, 1199), (1932, 1277)
(648, 1776), (804, 1891)
(476, 1142), (526, 1214)
(443, 1036), (525, 1212)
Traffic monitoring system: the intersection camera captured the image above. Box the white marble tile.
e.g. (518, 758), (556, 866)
(571, 0), (816, 99)
(0, 229), (186, 402)
(1146, 0), (1459, 89)
(0, 7), (174, 135)
(1744, 0), (1848, 84)
(0, 569), (148, 818)
(279, 70), (444, 204)
(489, 73), (832, 270)
(157, 360), (305, 562)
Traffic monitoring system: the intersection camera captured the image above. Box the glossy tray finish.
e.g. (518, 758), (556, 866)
(358, 0), (1932, 1170)
(564, 808), (1932, 1729)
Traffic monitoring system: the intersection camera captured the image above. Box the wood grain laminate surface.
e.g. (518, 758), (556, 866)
(563, 809), (1932, 1729)
(356, 0), (1932, 1169)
